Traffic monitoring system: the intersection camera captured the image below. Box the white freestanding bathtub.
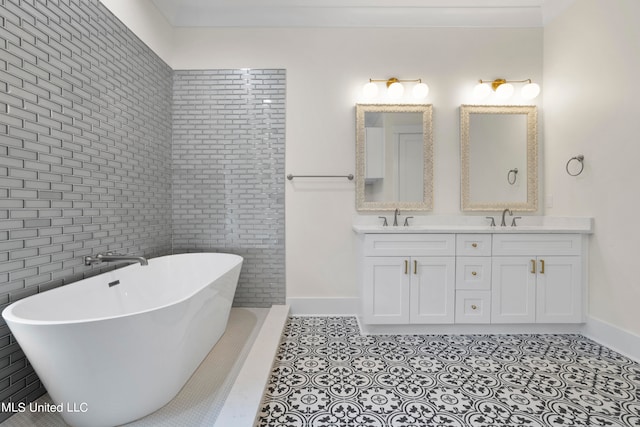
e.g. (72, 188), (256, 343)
(2, 253), (243, 427)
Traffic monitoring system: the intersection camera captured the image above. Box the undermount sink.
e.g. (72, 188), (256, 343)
(352, 216), (593, 234)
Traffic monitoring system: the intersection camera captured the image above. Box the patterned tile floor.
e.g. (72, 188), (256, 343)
(256, 316), (640, 427)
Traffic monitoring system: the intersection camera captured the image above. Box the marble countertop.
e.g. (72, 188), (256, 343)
(352, 216), (593, 234)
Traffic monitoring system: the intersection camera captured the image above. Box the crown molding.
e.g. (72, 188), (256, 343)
(151, 0), (550, 28)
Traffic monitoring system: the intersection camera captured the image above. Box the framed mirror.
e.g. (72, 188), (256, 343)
(460, 105), (538, 211)
(356, 104), (433, 211)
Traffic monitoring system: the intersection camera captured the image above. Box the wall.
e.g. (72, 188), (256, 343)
(172, 69), (286, 306)
(169, 27), (543, 305)
(99, 0), (174, 65)
(543, 0), (640, 336)
(0, 0), (172, 417)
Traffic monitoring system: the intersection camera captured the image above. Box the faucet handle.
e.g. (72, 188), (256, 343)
(378, 216), (388, 227)
(485, 216), (496, 227)
(511, 216), (522, 227)
(403, 216), (414, 227)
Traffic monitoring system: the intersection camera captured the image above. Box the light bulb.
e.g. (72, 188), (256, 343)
(473, 83), (491, 99)
(495, 83), (514, 99)
(363, 82), (378, 99)
(521, 82), (540, 100)
(412, 82), (429, 99)
(387, 82), (404, 99)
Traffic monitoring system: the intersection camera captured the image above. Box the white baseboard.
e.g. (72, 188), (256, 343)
(581, 315), (640, 363)
(286, 297), (359, 316)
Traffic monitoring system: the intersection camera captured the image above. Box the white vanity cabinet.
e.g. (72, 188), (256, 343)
(361, 234), (455, 324)
(355, 226), (589, 328)
(491, 234), (583, 324)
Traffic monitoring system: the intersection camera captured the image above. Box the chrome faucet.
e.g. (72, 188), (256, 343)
(500, 209), (513, 227)
(84, 252), (148, 266)
(393, 208), (400, 226)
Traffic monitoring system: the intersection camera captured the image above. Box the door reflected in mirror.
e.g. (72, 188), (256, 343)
(356, 104), (433, 211)
(460, 105), (538, 211)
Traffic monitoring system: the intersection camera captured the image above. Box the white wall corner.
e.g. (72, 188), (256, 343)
(286, 297), (359, 316)
(582, 316), (640, 363)
(541, 0), (577, 26)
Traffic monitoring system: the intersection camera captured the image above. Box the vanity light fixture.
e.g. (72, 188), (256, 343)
(363, 77), (429, 100)
(474, 78), (540, 100)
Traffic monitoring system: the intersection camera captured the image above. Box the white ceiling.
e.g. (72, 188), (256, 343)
(150, 0), (576, 28)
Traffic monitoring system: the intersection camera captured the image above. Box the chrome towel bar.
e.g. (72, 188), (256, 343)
(287, 174), (354, 181)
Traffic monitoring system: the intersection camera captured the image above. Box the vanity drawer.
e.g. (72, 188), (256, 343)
(456, 234), (492, 256)
(456, 257), (491, 290)
(455, 290), (491, 324)
(363, 234), (455, 257)
(492, 234), (582, 256)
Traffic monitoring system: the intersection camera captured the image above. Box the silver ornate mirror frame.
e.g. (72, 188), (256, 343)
(460, 104), (538, 211)
(356, 104), (433, 211)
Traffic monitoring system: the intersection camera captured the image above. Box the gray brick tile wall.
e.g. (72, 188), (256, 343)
(0, 1), (286, 418)
(172, 69), (285, 307)
(0, 0), (173, 419)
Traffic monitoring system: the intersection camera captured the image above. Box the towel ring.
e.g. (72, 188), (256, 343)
(507, 168), (518, 185)
(566, 155), (584, 176)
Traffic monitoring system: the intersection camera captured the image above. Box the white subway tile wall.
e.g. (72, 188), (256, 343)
(0, 0), (285, 418)
(172, 69), (286, 307)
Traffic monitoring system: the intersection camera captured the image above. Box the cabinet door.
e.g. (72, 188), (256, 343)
(536, 256), (582, 323)
(364, 127), (384, 180)
(363, 257), (410, 324)
(410, 257), (455, 324)
(491, 257), (536, 323)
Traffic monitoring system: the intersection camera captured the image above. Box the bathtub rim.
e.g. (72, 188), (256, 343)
(2, 252), (243, 327)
